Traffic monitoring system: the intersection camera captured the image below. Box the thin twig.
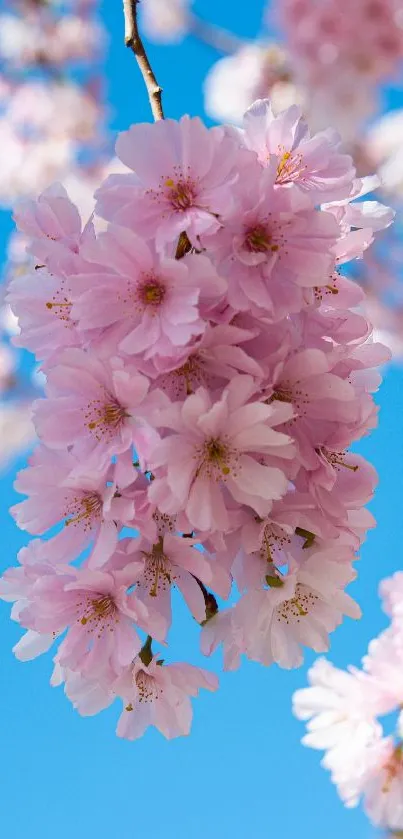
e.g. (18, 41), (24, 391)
(189, 13), (245, 55)
(123, 0), (164, 121)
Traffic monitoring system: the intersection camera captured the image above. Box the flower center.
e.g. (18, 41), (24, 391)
(314, 278), (339, 302)
(270, 386), (294, 405)
(138, 276), (166, 307)
(317, 448), (359, 472)
(45, 298), (72, 320)
(65, 492), (103, 530)
(260, 523), (291, 563)
(142, 544), (172, 598)
(164, 177), (197, 211)
(45, 280), (73, 324)
(209, 438), (232, 473)
(193, 435), (239, 482)
(207, 438), (227, 462)
(269, 379), (308, 418)
(134, 669), (161, 703)
(85, 395), (128, 441)
(244, 223), (279, 254)
(103, 403), (126, 426)
(277, 583), (319, 623)
(78, 593), (118, 632)
(276, 148), (305, 184)
(161, 354), (205, 397)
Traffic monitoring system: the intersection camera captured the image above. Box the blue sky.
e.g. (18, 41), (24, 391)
(0, 1), (402, 837)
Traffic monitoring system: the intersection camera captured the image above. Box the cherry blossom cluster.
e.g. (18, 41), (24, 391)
(139, 0), (403, 360)
(293, 570), (403, 833)
(1, 99), (393, 740)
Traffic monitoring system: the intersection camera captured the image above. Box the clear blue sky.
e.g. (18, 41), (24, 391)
(0, 1), (402, 837)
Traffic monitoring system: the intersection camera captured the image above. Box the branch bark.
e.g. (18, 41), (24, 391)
(123, 0), (164, 121)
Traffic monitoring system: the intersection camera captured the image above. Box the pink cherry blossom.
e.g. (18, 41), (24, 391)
(115, 655), (218, 740)
(15, 564), (150, 678)
(70, 224), (226, 363)
(200, 608), (245, 671)
(112, 533), (231, 630)
(149, 374), (295, 532)
(10, 446), (120, 566)
(7, 265), (82, 360)
(234, 551), (360, 668)
(32, 349), (154, 471)
(51, 664), (115, 717)
(242, 98), (356, 201)
(13, 183), (82, 257)
(0, 539), (70, 661)
(203, 167), (340, 320)
(151, 321), (264, 397)
(95, 115), (248, 247)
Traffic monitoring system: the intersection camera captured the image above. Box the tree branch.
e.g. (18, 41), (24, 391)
(123, 0), (164, 121)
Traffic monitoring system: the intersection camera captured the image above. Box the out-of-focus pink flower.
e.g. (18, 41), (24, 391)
(204, 43), (301, 126)
(140, 0), (190, 43)
(0, 13), (104, 65)
(277, 0), (403, 129)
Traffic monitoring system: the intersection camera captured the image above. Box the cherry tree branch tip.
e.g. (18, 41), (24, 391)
(123, 0), (164, 121)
